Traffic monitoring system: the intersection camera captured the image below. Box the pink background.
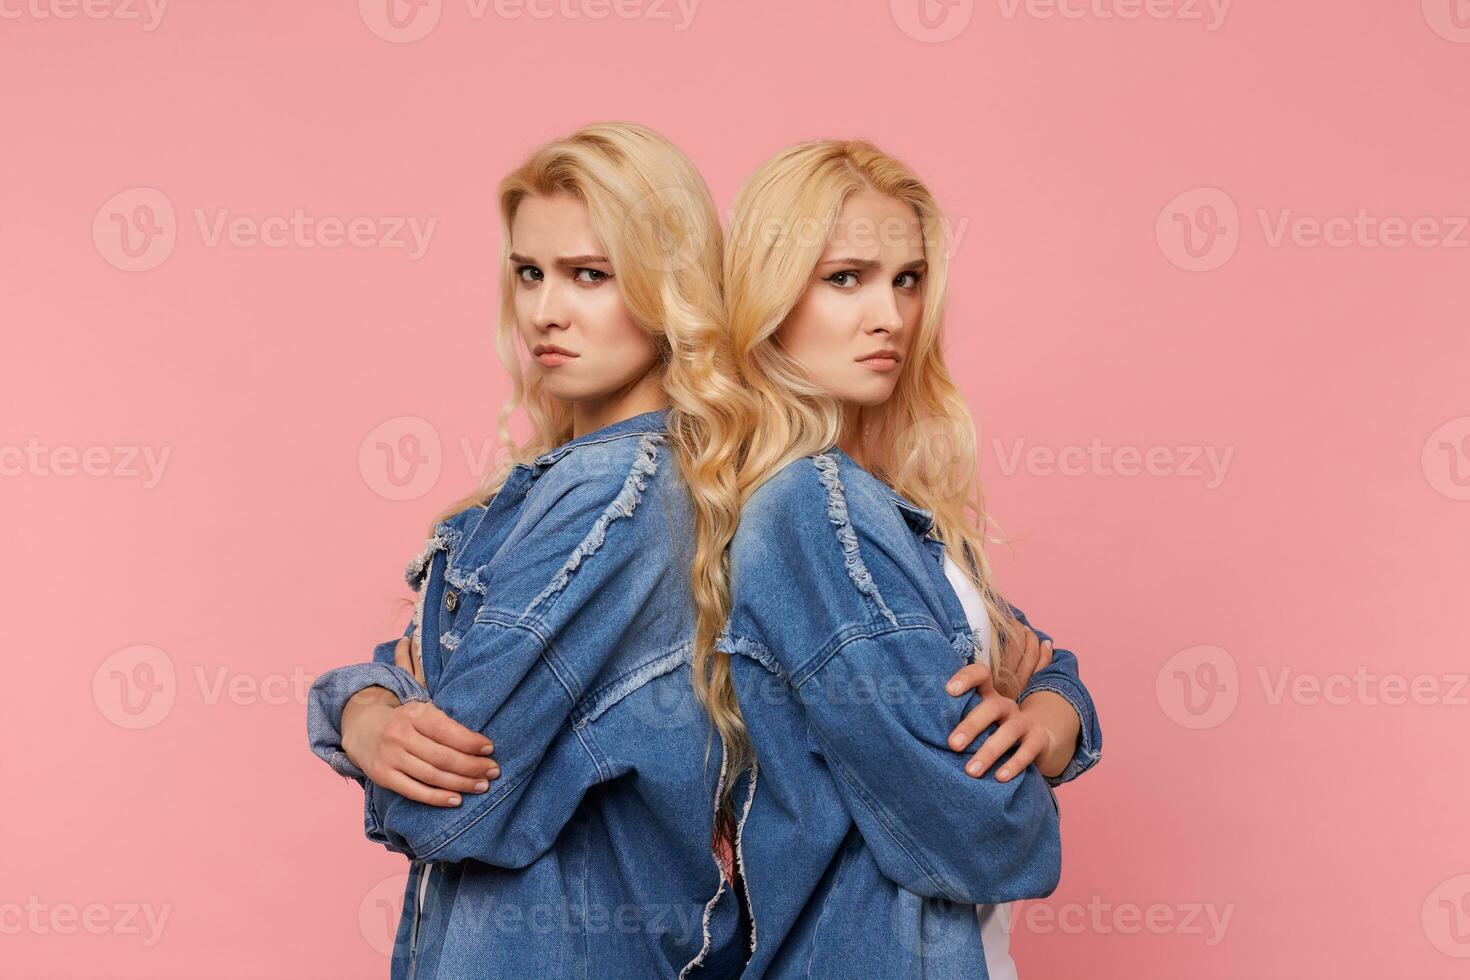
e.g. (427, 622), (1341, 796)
(3, 1), (1469, 977)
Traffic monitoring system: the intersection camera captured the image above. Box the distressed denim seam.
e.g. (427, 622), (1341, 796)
(714, 630), (787, 681)
(532, 426), (664, 467)
(404, 524), (461, 590)
(791, 619), (952, 690)
(950, 626), (980, 664)
(678, 744), (731, 979)
(522, 432), (663, 621)
(811, 452), (900, 631)
(443, 562), (486, 596)
(735, 759), (759, 954)
(572, 642), (691, 727)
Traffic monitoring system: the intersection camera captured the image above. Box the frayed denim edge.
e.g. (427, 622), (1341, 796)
(678, 744), (731, 980)
(811, 453), (900, 630)
(522, 432), (663, 620)
(951, 626), (980, 664)
(735, 759), (759, 954)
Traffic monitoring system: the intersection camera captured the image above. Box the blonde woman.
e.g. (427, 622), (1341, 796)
(306, 123), (753, 979)
(707, 140), (1103, 978)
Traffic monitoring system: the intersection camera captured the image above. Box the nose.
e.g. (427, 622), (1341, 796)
(530, 279), (571, 333)
(864, 285), (904, 336)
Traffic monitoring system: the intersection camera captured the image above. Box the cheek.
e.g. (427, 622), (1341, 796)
(899, 296), (924, 350)
(782, 290), (846, 355)
(584, 291), (655, 367)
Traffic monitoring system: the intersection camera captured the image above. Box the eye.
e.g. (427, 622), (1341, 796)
(574, 267), (611, 284)
(516, 265), (542, 283)
(824, 271), (860, 289)
(894, 270), (923, 289)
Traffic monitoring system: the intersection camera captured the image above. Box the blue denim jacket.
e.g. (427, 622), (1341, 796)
(307, 409), (749, 980)
(717, 446), (1102, 979)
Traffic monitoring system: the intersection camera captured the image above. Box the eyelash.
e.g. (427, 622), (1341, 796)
(824, 270), (924, 289)
(515, 266), (613, 284)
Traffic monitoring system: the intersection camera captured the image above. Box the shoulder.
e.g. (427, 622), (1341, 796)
(738, 450), (907, 546)
(510, 428), (678, 561)
(532, 429), (669, 502)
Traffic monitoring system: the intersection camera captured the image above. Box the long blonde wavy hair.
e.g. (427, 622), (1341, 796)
(422, 123), (753, 824)
(721, 139), (1027, 711)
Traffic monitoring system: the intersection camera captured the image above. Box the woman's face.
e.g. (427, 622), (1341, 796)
(510, 192), (659, 404)
(775, 188), (926, 407)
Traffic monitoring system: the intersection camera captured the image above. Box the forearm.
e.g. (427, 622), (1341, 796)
(1018, 690), (1080, 779)
(306, 661), (430, 779)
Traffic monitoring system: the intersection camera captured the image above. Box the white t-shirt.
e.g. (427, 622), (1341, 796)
(941, 552), (1019, 980)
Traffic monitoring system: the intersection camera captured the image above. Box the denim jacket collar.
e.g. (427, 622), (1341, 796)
(525, 407), (670, 470)
(824, 445), (939, 540)
(432, 408), (671, 599)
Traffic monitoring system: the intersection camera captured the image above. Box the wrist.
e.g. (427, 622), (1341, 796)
(1019, 697), (1068, 777)
(347, 685), (402, 709)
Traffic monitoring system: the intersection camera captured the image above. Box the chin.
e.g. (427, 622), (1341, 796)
(839, 377), (899, 407)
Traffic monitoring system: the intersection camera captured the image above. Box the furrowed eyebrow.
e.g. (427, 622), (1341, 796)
(817, 257), (928, 272)
(507, 252), (611, 266)
(817, 257), (883, 271)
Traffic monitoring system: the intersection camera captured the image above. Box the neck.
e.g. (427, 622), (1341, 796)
(836, 402), (866, 469)
(570, 370), (668, 439)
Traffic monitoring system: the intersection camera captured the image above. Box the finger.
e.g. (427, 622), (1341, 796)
(1036, 639), (1055, 672)
(945, 662), (991, 697)
(948, 700), (1004, 752)
(402, 727), (501, 781)
(376, 767), (466, 808)
(395, 747), (496, 795)
(409, 702), (495, 757)
(965, 719), (1029, 778)
(1015, 631), (1042, 683)
(410, 635), (426, 686)
(996, 729), (1049, 781)
(1000, 621), (1030, 673)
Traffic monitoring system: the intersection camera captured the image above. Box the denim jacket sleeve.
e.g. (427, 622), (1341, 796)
(305, 618), (423, 784)
(359, 440), (667, 867)
(722, 454), (1062, 905)
(1009, 603), (1103, 786)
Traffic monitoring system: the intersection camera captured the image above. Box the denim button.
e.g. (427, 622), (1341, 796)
(444, 589), (459, 613)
